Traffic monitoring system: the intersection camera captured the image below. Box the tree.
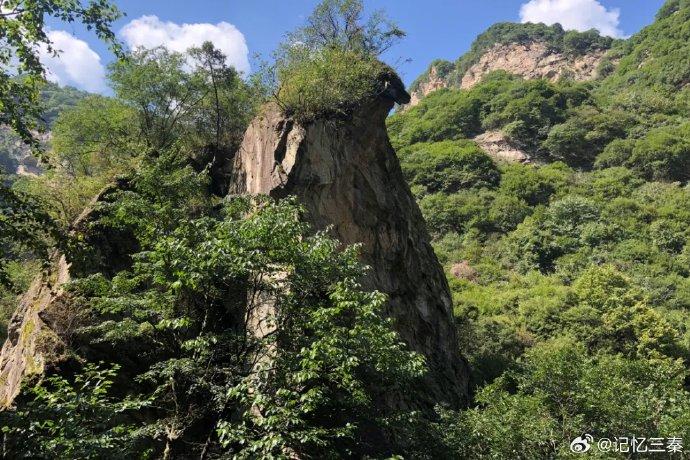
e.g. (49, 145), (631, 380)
(286, 0), (405, 56)
(52, 95), (140, 177)
(108, 47), (203, 152)
(627, 123), (690, 182)
(0, 0), (121, 289)
(109, 44), (254, 154)
(53, 146), (425, 457)
(187, 42), (255, 153)
(0, 0), (121, 150)
(0, 184), (60, 286)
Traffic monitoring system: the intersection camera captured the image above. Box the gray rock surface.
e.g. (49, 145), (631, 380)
(228, 91), (469, 408)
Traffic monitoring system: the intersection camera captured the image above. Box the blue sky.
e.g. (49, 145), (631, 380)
(42, 0), (666, 93)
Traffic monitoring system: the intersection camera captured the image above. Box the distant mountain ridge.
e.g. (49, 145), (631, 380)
(406, 22), (617, 107)
(0, 83), (89, 176)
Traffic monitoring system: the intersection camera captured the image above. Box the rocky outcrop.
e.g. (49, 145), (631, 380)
(460, 42), (606, 89)
(473, 130), (531, 164)
(0, 128), (47, 177)
(0, 181), (135, 407)
(228, 85), (469, 408)
(0, 255), (70, 407)
(408, 64), (450, 107)
(405, 40), (608, 108)
(0, 78), (469, 411)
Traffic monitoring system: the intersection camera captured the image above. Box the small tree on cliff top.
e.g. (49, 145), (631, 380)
(271, 0), (406, 121)
(287, 0), (405, 56)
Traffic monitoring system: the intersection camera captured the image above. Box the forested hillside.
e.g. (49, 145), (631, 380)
(409, 21), (615, 95)
(387, 0), (690, 455)
(0, 0), (689, 458)
(0, 83), (88, 176)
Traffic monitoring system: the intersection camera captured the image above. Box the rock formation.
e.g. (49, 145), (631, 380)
(0, 78), (469, 412)
(406, 40), (608, 108)
(459, 42), (606, 89)
(473, 130), (531, 164)
(0, 181), (135, 407)
(228, 83), (469, 408)
(0, 254), (70, 407)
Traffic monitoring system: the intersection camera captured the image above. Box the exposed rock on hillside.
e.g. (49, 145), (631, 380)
(229, 85), (469, 408)
(460, 42), (606, 89)
(407, 41), (607, 108)
(408, 63), (451, 107)
(405, 21), (616, 108)
(0, 181), (135, 407)
(473, 130), (531, 164)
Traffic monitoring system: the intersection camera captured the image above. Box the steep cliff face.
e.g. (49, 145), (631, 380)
(229, 93), (469, 407)
(0, 181), (136, 407)
(407, 40), (607, 107)
(459, 41), (606, 89)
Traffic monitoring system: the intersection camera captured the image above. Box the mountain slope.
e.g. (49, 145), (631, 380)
(0, 83), (89, 176)
(596, 0), (690, 114)
(407, 22), (615, 107)
(384, 2), (690, 455)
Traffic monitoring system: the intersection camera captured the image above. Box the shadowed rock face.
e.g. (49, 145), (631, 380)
(228, 88), (469, 408)
(405, 41), (609, 109)
(0, 181), (136, 408)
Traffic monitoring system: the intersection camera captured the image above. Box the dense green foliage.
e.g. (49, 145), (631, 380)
(1, 3), (427, 458)
(388, 1), (690, 456)
(0, 1), (120, 149)
(109, 44), (255, 154)
(1, 2), (120, 348)
(390, 72), (591, 155)
(51, 96), (140, 177)
(597, 0), (690, 114)
(1, 364), (146, 458)
(399, 140), (500, 196)
(3, 153), (425, 457)
(3, 0), (690, 458)
(276, 47), (389, 122)
(267, 0), (404, 122)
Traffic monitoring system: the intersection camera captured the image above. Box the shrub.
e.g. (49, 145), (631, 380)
(498, 162), (571, 206)
(1, 364), (144, 458)
(419, 190), (494, 237)
(626, 123), (690, 182)
(271, 0), (405, 123)
(398, 140), (500, 195)
(52, 96), (139, 177)
(276, 47), (389, 122)
(544, 106), (635, 167)
(488, 194), (531, 232)
(439, 336), (690, 458)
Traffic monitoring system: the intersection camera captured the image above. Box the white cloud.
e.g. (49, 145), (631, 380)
(120, 15), (250, 74)
(39, 30), (107, 93)
(519, 0), (624, 38)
